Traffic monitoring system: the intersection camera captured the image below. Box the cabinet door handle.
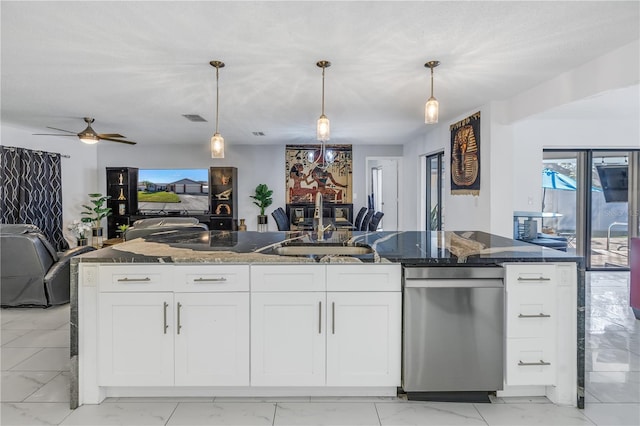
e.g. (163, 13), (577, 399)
(318, 301), (322, 334)
(517, 277), (550, 281)
(518, 313), (551, 318)
(117, 277), (151, 282)
(332, 302), (336, 334)
(177, 302), (182, 335)
(518, 360), (551, 366)
(163, 302), (169, 334)
(193, 277), (227, 282)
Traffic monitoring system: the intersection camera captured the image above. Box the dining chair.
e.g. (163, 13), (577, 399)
(368, 211), (384, 231)
(360, 210), (374, 231)
(271, 208), (290, 231)
(353, 207), (368, 231)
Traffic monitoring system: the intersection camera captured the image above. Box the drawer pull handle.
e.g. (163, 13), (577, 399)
(518, 313), (551, 318)
(194, 277), (227, 282)
(517, 277), (551, 281)
(332, 302), (336, 335)
(117, 277), (151, 282)
(518, 360), (551, 366)
(318, 301), (322, 334)
(163, 302), (169, 334)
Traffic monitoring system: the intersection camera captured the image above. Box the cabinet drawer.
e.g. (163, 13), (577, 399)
(98, 265), (173, 292)
(327, 264), (401, 291)
(506, 299), (557, 338)
(174, 265), (249, 292)
(505, 264), (556, 290)
(505, 338), (556, 386)
(251, 265), (325, 292)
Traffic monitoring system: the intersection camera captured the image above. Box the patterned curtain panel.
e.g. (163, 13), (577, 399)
(0, 146), (68, 251)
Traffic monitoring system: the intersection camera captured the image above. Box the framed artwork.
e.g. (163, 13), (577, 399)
(450, 111), (481, 195)
(285, 144), (353, 204)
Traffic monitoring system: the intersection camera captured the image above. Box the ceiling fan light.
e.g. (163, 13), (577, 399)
(79, 133), (99, 144)
(425, 97), (439, 124)
(211, 133), (224, 158)
(317, 115), (330, 142)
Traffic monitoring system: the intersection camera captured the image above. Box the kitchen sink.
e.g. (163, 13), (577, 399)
(273, 245), (374, 256)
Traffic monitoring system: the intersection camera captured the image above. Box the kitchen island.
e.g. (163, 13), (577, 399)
(71, 230), (584, 408)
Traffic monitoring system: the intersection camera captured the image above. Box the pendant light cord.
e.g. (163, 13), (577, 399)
(430, 66), (434, 98)
(321, 66), (326, 116)
(215, 66), (220, 134)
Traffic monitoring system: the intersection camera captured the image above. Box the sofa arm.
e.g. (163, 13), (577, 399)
(58, 245), (96, 261)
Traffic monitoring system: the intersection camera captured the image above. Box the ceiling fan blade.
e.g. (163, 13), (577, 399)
(46, 126), (77, 134)
(99, 137), (136, 145)
(33, 133), (76, 136)
(97, 133), (126, 138)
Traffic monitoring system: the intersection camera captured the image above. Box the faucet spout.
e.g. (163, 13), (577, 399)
(314, 192), (325, 241)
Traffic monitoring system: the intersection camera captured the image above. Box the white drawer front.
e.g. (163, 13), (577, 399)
(98, 265), (173, 292)
(506, 338), (556, 386)
(174, 265), (249, 292)
(506, 300), (557, 338)
(505, 264), (556, 289)
(326, 264), (401, 292)
(251, 265), (326, 292)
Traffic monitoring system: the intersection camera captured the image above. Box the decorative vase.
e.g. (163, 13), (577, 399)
(257, 215), (268, 232)
(91, 227), (104, 248)
(77, 238), (88, 247)
(238, 218), (247, 231)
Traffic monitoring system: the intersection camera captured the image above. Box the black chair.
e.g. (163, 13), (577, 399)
(360, 210), (374, 231)
(352, 207), (368, 231)
(271, 208), (290, 231)
(369, 211), (384, 231)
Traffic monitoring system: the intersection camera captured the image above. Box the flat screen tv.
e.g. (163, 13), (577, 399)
(596, 165), (628, 203)
(137, 169), (209, 214)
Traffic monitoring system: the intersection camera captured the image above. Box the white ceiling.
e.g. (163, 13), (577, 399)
(2, 1), (639, 147)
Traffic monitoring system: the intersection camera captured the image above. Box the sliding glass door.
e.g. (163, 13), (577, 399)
(425, 152), (445, 231)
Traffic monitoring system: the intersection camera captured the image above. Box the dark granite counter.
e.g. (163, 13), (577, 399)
(75, 229), (583, 266)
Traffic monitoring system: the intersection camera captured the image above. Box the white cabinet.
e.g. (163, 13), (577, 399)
(98, 292), (174, 386)
(97, 265), (250, 387)
(504, 264), (557, 386)
(326, 292), (401, 386)
(251, 292), (326, 386)
(250, 264), (401, 387)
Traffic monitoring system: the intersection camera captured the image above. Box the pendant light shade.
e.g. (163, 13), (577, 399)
(424, 60), (440, 124)
(316, 60), (331, 142)
(210, 60), (225, 158)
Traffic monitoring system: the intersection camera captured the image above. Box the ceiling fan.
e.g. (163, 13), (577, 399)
(34, 117), (136, 145)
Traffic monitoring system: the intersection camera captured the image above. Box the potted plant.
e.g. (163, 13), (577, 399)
(67, 219), (92, 246)
(81, 193), (112, 247)
(250, 184), (273, 231)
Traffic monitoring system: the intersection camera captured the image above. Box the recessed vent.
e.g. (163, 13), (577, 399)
(182, 114), (207, 122)
(252, 131), (265, 136)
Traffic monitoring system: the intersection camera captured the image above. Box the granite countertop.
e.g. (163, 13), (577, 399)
(74, 230), (583, 266)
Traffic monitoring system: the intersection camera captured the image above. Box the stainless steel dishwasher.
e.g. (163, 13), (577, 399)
(402, 266), (504, 401)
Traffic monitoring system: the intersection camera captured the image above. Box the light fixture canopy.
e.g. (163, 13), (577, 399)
(210, 60), (225, 158)
(424, 60), (440, 124)
(316, 60), (331, 142)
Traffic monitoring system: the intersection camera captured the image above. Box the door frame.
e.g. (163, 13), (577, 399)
(365, 156), (402, 231)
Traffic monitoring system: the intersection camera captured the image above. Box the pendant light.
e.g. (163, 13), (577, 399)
(210, 60), (225, 158)
(316, 60), (331, 142)
(424, 60), (440, 124)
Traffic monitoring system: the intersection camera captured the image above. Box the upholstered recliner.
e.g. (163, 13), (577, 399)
(123, 217), (209, 241)
(1, 224), (96, 307)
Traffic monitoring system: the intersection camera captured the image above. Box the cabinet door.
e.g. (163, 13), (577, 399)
(326, 292), (401, 387)
(98, 293), (174, 386)
(174, 293), (249, 386)
(251, 292), (325, 386)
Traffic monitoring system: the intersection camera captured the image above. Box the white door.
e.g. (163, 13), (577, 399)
(366, 157), (400, 231)
(326, 292), (401, 386)
(251, 292), (326, 386)
(98, 292), (174, 386)
(174, 293), (250, 386)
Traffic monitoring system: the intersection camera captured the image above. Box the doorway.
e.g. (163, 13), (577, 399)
(365, 157), (401, 231)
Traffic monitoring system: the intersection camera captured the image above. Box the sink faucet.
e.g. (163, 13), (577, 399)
(314, 192), (331, 240)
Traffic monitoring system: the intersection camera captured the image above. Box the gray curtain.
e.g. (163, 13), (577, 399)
(0, 146), (68, 251)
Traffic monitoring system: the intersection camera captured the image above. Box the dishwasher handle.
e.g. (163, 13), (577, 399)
(404, 278), (504, 289)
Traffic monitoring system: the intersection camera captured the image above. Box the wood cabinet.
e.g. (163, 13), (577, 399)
(209, 167), (237, 230)
(250, 264), (401, 387)
(105, 167), (138, 238)
(97, 265), (250, 387)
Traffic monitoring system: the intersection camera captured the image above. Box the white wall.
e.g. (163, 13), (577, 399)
(97, 142), (401, 231)
(1, 124), (99, 245)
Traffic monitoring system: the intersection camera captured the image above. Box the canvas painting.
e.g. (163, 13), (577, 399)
(450, 111), (481, 195)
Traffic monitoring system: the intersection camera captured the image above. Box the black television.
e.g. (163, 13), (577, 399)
(596, 165), (628, 203)
(137, 169), (210, 214)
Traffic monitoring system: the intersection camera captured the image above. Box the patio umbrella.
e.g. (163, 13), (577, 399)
(542, 168), (577, 190)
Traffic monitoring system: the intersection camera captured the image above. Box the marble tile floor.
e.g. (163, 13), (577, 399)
(1, 272), (638, 425)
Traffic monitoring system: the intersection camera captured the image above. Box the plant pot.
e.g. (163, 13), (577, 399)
(91, 227), (104, 248)
(77, 238), (88, 247)
(257, 215), (268, 232)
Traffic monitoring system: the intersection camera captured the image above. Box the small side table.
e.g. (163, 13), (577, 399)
(102, 237), (124, 247)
